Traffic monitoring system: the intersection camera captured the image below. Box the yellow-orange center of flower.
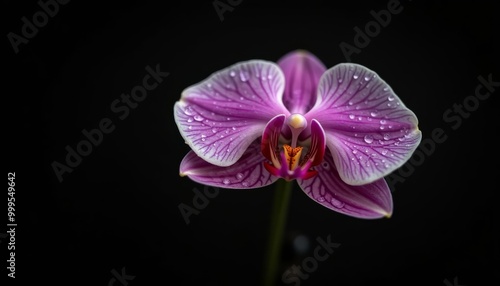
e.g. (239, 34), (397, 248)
(283, 144), (303, 170)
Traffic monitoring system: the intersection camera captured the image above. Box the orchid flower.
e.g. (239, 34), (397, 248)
(174, 50), (421, 219)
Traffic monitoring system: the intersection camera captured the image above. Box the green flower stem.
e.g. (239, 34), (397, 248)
(262, 179), (293, 286)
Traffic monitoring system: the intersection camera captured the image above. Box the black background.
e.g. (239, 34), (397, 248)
(4, 0), (499, 285)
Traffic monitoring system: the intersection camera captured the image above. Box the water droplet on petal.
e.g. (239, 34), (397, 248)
(322, 161), (330, 170)
(364, 135), (374, 144)
(232, 126), (237, 131)
(184, 106), (194, 116)
(364, 75), (371, 81)
(331, 197), (345, 208)
(388, 95), (395, 101)
(338, 78), (343, 83)
(236, 173), (244, 179)
(239, 71), (249, 82)
(188, 126), (192, 130)
(381, 150), (388, 155)
(349, 114), (355, 119)
(187, 117), (193, 123)
(380, 119), (387, 124)
(229, 71), (236, 77)
(241, 181), (249, 187)
(370, 111), (378, 117)
(212, 128), (217, 133)
(348, 100), (354, 106)
(223, 178), (230, 185)
(383, 87), (389, 91)
(352, 150), (358, 154)
(194, 115), (203, 121)
(318, 196), (325, 202)
(353, 74), (359, 79)
(383, 134), (390, 140)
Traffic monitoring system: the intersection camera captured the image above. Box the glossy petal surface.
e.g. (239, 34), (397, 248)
(277, 50), (326, 114)
(174, 60), (289, 166)
(298, 150), (393, 219)
(306, 63), (421, 185)
(180, 140), (279, 189)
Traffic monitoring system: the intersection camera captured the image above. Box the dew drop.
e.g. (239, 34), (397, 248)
(348, 100), (354, 106)
(388, 95), (395, 101)
(352, 150), (358, 154)
(188, 126), (192, 130)
(236, 173), (244, 180)
(380, 126), (385, 130)
(353, 74), (359, 79)
(239, 71), (249, 82)
(349, 114), (355, 119)
(322, 161), (330, 170)
(318, 196), (325, 202)
(184, 106), (194, 116)
(358, 116), (362, 121)
(364, 75), (371, 81)
(194, 115), (203, 121)
(364, 135), (374, 144)
(211, 128), (217, 133)
(381, 150), (388, 155)
(331, 197), (345, 208)
(383, 134), (390, 140)
(241, 181), (249, 187)
(223, 178), (230, 185)
(338, 78), (343, 83)
(187, 117), (193, 123)
(383, 87), (389, 91)
(229, 71), (236, 77)
(370, 111), (378, 117)
(380, 119), (387, 124)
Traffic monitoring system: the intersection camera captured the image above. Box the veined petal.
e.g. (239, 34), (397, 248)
(297, 150), (393, 219)
(180, 140), (278, 189)
(174, 60), (289, 166)
(277, 50), (326, 114)
(306, 63), (422, 185)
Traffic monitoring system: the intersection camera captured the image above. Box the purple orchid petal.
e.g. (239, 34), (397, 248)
(277, 50), (326, 114)
(180, 140), (279, 189)
(174, 60), (289, 167)
(306, 63), (422, 185)
(297, 149), (393, 219)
